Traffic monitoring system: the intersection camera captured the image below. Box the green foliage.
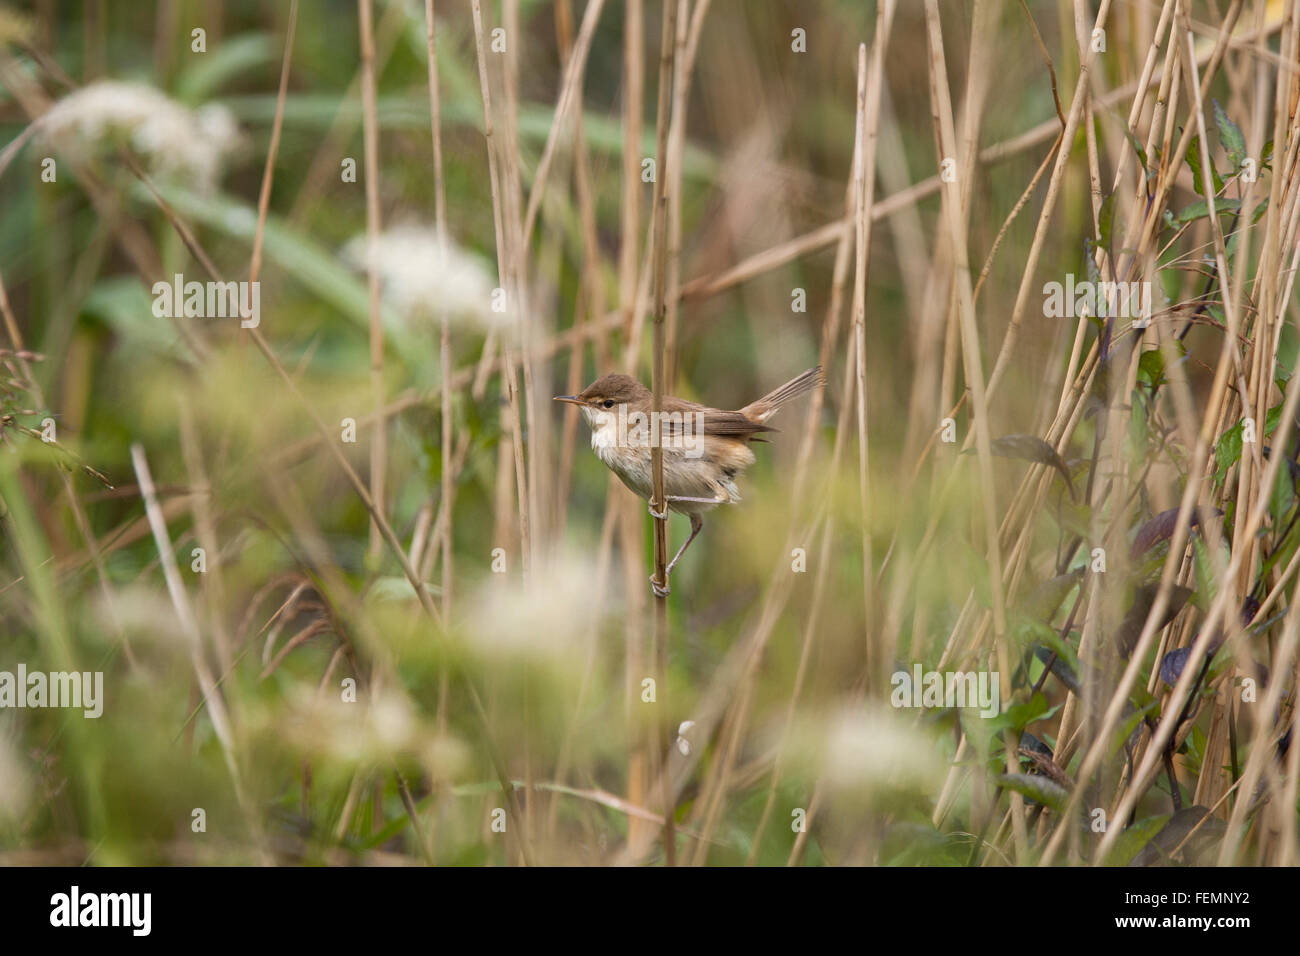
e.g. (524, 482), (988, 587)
(1213, 99), (1247, 171)
(1186, 133), (1225, 197)
(996, 772), (1068, 812)
(1214, 403), (1285, 487)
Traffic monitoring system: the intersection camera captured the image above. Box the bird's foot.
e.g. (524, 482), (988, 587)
(650, 574), (671, 598)
(647, 502), (668, 520)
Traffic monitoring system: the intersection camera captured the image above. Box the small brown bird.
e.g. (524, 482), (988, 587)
(555, 367), (823, 593)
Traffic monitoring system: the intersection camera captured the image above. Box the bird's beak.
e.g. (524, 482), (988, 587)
(553, 395), (584, 406)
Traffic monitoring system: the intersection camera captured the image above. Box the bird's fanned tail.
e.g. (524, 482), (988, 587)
(742, 366), (825, 422)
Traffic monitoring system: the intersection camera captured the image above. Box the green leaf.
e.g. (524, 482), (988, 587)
(1212, 413), (1243, 486)
(1271, 453), (1296, 525)
(1193, 537), (1217, 613)
(176, 33), (277, 103)
(140, 183), (405, 337)
(996, 773), (1069, 812)
(1213, 99), (1247, 169)
(1186, 134), (1224, 197)
(220, 94), (723, 182)
(1015, 569), (1083, 623)
(365, 576), (441, 603)
(1137, 348), (1164, 389)
(985, 434), (1076, 499)
(1110, 700), (1156, 758)
(1175, 197), (1240, 224)
(1259, 523), (1300, 585)
(1214, 403), (1284, 486)
(1124, 127), (1148, 172)
(1098, 191), (1117, 251)
(989, 691), (1057, 736)
(1083, 239), (1102, 290)
(1129, 807), (1226, 866)
(82, 277), (183, 358)
(1013, 615), (1082, 676)
(881, 823), (969, 866)
(1105, 814), (1171, 866)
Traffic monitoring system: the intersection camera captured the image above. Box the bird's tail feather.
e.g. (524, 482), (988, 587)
(743, 366), (824, 421)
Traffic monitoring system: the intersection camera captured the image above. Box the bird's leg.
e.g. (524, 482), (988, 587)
(649, 491), (727, 520)
(649, 491), (727, 596)
(665, 514), (704, 576)
(665, 493), (729, 505)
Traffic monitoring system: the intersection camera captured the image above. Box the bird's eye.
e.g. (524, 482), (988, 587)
(602, 400), (614, 408)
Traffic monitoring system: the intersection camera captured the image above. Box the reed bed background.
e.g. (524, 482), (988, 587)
(0, 0), (1298, 866)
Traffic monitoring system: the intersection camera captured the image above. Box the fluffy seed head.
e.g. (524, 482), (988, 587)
(38, 81), (243, 192)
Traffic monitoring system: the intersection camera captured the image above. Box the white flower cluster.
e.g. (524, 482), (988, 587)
(38, 81), (242, 192)
(343, 225), (508, 330)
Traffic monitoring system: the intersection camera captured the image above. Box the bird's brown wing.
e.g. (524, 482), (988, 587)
(701, 411), (776, 437)
(659, 399), (775, 438)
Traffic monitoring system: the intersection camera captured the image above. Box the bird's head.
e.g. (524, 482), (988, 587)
(554, 373), (650, 427)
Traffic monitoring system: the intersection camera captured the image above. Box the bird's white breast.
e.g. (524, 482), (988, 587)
(581, 404), (745, 513)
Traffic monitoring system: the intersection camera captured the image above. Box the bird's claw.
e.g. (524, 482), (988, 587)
(650, 575), (671, 597)
(647, 503), (668, 520)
